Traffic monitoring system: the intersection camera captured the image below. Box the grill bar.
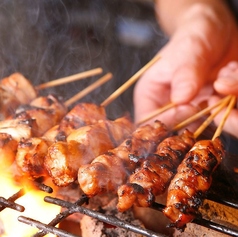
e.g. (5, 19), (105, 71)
(193, 218), (238, 237)
(44, 196), (166, 237)
(33, 182), (53, 194)
(33, 195), (89, 237)
(207, 192), (238, 209)
(18, 216), (79, 237)
(0, 188), (25, 212)
(0, 197), (25, 212)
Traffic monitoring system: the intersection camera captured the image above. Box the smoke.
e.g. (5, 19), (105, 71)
(0, 0), (167, 119)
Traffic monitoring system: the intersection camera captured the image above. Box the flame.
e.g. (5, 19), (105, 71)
(0, 168), (61, 237)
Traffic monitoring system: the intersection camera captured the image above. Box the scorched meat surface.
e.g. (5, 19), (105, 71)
(117, 129), (196, 212)
(78, 120), (169, 197)
(163, 137), (225, 228)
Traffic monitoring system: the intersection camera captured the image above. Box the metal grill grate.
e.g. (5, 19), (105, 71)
(11, 193), (238, 237)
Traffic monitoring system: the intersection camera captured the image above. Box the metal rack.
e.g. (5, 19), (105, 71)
(1, 187), (238, 237)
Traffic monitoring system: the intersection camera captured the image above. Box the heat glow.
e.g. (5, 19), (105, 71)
(0, 169), (60, 237)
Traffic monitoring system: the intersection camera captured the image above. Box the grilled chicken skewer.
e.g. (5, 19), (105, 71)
(1, 73), (109, 177)
(44, 116), (134, 186)
(162, 96), (233, 228)
(14, 94), (67, 137)
(78, 120), (169, 197)
(117, 129), (196, 212)
(15, 102), (107, 178)
(0, 68), (103, 120)
(117, 95), (232, 213)
(163, 137), (225, 228)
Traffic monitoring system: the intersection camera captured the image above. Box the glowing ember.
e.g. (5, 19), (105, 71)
(0, 170), (60, 237)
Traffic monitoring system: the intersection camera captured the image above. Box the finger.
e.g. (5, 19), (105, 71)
(209, 95), (238, 138)
(214, 61), (238, 96)
(133, 78), (170, 123)
(170, 63), (208, 104)
(213, 108), (238, 139)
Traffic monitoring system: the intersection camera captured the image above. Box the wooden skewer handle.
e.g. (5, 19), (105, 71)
(64, 73), (112, 107)
(193, 96), (231, 139)
(36, 68), (103, 90)
(173, 95), (232, 131)
(212, 95), (236, 140)
(101, 54), (161, 107)
(137, 102), (175, 126)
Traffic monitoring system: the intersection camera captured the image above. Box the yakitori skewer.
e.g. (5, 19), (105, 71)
(116, 96), (231, 212)
(117, 129), (196, 212)
(35, 67), (103, 90)
(163, 96), (234, 228)
(0, 68), (103, 120)
(0, 74), (111, 175)
(120, 99), (231, 227)
(0, 73), (111, 137)
(101, 54), (161, 107)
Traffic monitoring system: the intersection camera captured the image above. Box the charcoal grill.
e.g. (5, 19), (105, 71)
(1, 164), (238, 237)
(1, 141), (238, 237)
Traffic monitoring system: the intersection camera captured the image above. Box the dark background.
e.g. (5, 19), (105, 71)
(0, 0), (168, 119)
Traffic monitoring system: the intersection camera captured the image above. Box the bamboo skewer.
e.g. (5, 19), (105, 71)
(193, 96), (233, 139)
(137, 95), (232, 128)
(173, 95), (232, 131)
(137, 102), (175, 126)
(100, 54), (161, 107)
(64, 73), (112, 107)
(212, 95), (236, 140)
(35, 67), (103, 90)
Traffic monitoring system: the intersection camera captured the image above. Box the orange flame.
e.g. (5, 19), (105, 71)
(0, 168), (60, 237)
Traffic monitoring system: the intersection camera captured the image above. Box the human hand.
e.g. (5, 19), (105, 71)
(134, 1), (238, 129)
(209, 61), (238, 138)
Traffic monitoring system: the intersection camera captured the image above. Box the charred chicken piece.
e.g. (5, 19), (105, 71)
(16, 137), (49, 178)
(45, 116), (134, 186)
(0, 95), (66, 143)
(29, 94), (67, 122)
(163, 137), (225, 228)
(14, 95), (67, 136)
(78, 120), (169, 197)
(0, 133), (18, 169)
(43, 103), (106, 143)
(0, 115), (38, 141)
(117, 129), (196, 212)
(55, 103), (106, 141)
(0, 73), (37, 120)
